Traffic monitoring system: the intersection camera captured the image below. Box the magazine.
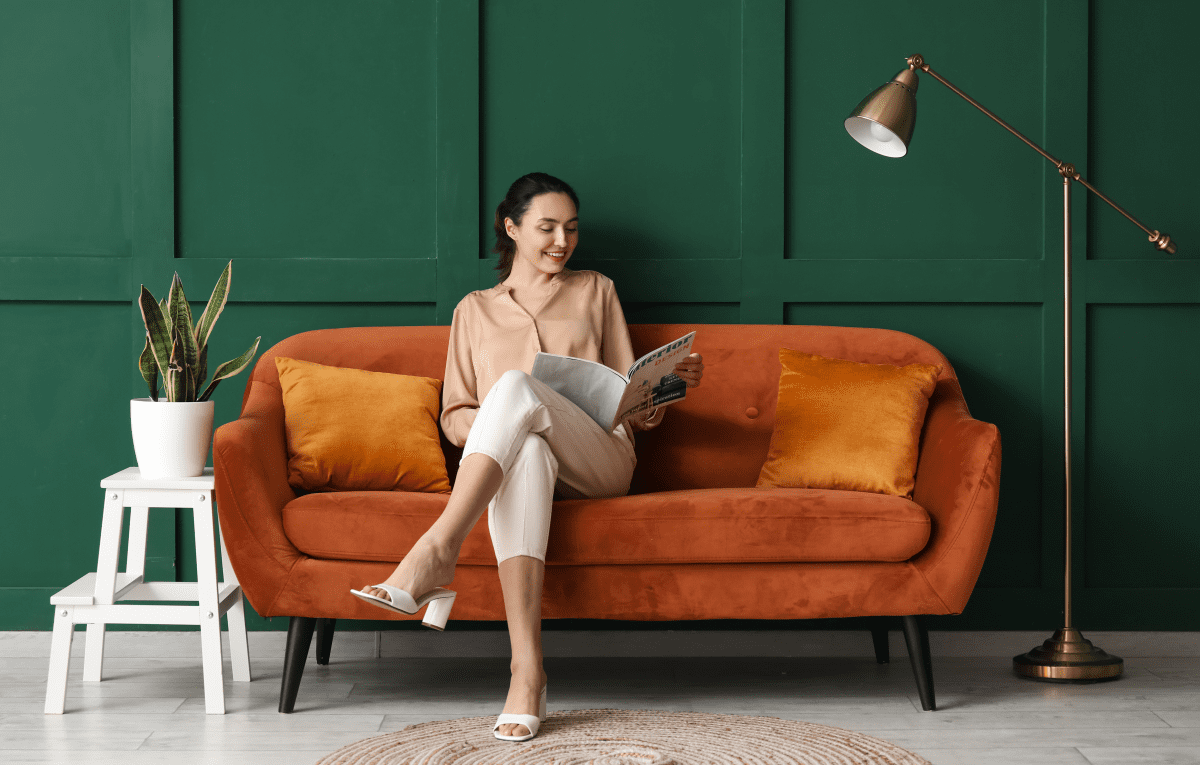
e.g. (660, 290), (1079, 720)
(530, 331), (697, 431)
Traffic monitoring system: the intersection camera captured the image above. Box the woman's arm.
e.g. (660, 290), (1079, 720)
(599, 277), (636, 377)
(440, 301), (480, 447)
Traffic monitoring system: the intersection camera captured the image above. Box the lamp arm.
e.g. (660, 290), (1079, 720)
(907, 54), (1176, 254)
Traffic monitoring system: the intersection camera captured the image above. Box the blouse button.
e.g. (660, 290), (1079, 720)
(745, 407), (759, 419)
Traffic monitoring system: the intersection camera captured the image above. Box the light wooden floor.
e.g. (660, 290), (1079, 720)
(3, 630), (1199, 764)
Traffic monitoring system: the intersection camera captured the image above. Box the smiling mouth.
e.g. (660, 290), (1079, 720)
(544, 251), (567, 260)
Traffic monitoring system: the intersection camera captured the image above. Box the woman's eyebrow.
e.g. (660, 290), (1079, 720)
(537, 217), (579, 223)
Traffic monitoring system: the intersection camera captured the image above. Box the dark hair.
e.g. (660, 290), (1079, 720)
(493, 172), (580, 282)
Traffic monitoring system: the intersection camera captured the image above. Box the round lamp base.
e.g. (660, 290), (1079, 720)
(1013, 628), (1124, 682)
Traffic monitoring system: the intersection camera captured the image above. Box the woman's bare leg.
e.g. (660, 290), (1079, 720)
(363, 453), (503, 602)
(495, 554), (548, 737)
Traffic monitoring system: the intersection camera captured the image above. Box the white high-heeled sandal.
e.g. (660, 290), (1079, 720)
(493, 684), (547, 742)
(350, 584), (456, 630)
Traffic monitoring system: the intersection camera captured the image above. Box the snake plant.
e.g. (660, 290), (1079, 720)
(137, 261), (261, 403)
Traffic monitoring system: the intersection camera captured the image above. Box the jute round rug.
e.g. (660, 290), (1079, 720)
(315, 709), (931, 764)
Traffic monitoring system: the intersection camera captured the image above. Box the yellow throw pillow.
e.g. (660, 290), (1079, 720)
(756, 349), (941, 498)
(275, 357), (451, 494)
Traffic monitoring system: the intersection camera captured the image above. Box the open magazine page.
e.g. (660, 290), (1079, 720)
(530, 353), (628, 431)
(612, 331), (696, 427)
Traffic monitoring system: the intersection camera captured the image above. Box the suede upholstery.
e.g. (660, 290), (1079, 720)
(756, 350), (941, 497)
(213, 324), (1001, 625)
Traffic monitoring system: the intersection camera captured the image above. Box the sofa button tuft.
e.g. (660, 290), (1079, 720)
(745, 407), (759, 419)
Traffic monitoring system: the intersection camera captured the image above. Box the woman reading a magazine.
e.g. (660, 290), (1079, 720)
(352, 172), (704, 742)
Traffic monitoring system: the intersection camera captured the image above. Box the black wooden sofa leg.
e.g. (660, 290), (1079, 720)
(316, 618), (336, 666)
(901, 614), (936, 711)
(280, 616), (316, 713)
(869, 617), (890, 664)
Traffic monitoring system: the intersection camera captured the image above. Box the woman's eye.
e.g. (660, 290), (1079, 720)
(566, 228), (578, 234)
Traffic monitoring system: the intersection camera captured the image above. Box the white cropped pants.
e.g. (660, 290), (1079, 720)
(462, 369), (637, 563)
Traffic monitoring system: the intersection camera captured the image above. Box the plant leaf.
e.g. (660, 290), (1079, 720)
(195, 260), (231, 353)
(185, 363), (196, 402)
(138, 286), (172, 382)
(168, 333), (187, 402)
(197, 336), (261, 402)
(138, 335), (159, 401)
(168, 272), (200, 384)
(196, 342), (208, 396)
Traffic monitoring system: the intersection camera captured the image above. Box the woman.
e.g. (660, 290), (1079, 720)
(352, 172), (704, 741)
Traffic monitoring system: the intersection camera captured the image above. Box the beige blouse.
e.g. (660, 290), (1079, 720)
(440, 269), (657, 448)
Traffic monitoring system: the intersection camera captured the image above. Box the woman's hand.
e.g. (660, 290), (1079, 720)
(674, 352), (704, 387)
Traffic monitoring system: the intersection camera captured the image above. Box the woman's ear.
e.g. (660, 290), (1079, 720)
(505, 217), (518, 240)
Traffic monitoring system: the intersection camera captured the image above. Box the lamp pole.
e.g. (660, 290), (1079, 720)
(846, 54), (1177, 682)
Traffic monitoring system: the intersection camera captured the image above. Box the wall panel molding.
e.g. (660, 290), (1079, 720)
(1, 0), (1196, 630)
(739, 0), (786, 324)
(0, 257), (132, 301)
(167, 258), (439, 304)
(434, 0), (481, 324)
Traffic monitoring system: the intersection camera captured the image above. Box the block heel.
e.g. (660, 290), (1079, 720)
(421, 591), (455, 630)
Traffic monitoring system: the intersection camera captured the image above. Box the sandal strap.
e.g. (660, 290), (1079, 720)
(494, 713), (540, 733)
(367, 583), (417, 612)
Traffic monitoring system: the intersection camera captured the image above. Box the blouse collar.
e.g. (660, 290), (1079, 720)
(493, 267), (574, 295)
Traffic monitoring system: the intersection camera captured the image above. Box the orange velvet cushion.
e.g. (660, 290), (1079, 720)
(756, 349), (941, 498)
(274, 356), (451, 493)
(282, 487), (930, 565)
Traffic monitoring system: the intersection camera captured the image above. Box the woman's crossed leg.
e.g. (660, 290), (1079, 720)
(363, 370), (635, 736)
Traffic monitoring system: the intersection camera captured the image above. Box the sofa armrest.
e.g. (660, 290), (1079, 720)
(910, 378), (1002, 614)
(213, 379), (300, 618)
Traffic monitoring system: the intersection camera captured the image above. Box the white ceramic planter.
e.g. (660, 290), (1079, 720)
(130, 398), (215, 479)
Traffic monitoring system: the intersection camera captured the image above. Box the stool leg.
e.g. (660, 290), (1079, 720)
(225, 595), (252, 683)
(45, 607), (75, 714)
(86, 490), (125, 682)
(193, 492), (226, 714)
(126, 507), (150, 581)
(82, 625), (106, 682)
(219, 532), (251, 682)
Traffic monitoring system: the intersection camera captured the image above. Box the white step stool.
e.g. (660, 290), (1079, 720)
(44, 467), (252, 714)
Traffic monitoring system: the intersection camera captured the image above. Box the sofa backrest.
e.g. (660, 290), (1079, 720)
(245, 324), (956, 493)
(626, 324), (955, 493)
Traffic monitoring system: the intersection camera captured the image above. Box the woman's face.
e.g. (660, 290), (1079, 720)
(506, 192), (579, 278)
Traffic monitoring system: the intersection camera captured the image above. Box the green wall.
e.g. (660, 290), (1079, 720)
(1, 0), (1197, 631)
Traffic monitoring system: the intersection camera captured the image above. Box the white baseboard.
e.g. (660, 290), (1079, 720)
(2, 629), (1198, 660)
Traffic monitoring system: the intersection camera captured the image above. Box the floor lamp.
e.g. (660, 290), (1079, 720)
(844, 54), (1177, 682)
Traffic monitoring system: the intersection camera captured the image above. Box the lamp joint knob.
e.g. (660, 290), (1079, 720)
(1150, 231), (1176, 254)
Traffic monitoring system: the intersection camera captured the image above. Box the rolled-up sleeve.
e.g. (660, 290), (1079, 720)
(440, 302), (479, 447)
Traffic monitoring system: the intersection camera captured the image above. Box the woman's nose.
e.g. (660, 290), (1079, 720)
(554, 229), (567, 246)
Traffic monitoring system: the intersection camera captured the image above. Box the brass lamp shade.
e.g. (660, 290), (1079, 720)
(845, 68), (919, 158)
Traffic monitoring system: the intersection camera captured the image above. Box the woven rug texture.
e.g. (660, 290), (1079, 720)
(315, 708), (932, 764)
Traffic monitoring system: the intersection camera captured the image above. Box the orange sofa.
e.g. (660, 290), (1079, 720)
(213, 324), (1001, 713)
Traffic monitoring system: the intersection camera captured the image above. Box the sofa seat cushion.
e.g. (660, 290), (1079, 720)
(282, 487), (931, 566)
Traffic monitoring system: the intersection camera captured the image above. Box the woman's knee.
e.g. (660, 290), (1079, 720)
(512, 433), (557, 474)
(494, 369), (533, 396)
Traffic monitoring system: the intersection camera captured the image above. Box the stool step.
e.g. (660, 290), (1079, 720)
(50, 573), (143, 606)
